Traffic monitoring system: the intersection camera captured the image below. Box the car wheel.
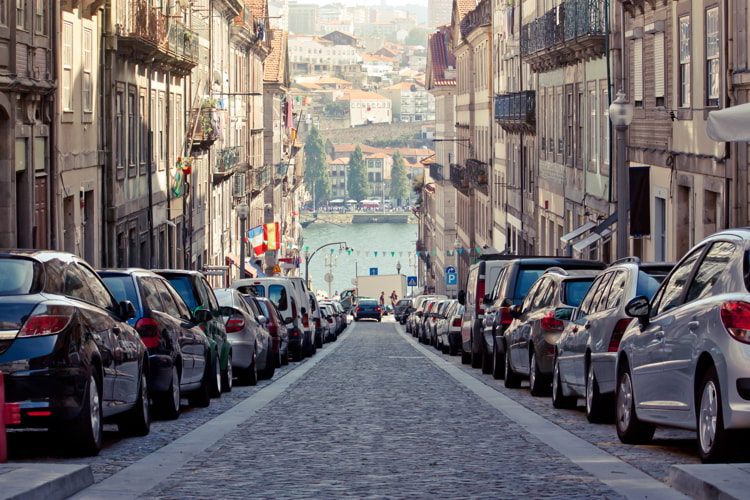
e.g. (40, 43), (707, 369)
(188, 356), (212, 408)
(120, 370), (151, 436)
(261, 348), (276, 380)
(615, 363), (654, 444)
(315, 333), (323, 349)
(481, 341), (493, 375)
(552, 357), (577, 409)
(281, 348), (290, 365)
(586, 362), (611, 423)
(221, 353), (233, 393)
(492, 340), (505, 380)
(68, 373), (103, 456)
(529, 351), (549, 396)
(292, 348), (303, 362)
(471, 344), (482, 369)
(210, 353), (222, 398)
(698, 367), (732, 463)
(239, 353), (258, 386)
(504, 348), (521, 388)
(461, 350), (471, 365)
(157, 365), (181, 420)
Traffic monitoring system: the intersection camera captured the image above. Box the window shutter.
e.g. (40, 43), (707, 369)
(633, 38), (643, 102)
(654, 33), (665, 98)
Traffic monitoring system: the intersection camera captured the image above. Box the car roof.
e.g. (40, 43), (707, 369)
(98, 268), (164, 277)
(0, 249), (80, 263)
(154, 269), (205, 277)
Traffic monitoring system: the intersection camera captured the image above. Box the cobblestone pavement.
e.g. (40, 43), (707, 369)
(145, 319), (620, 499)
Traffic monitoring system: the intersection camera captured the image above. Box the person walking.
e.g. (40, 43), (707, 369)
(390, 290), (398, 308)
(379, 292), (385, 309)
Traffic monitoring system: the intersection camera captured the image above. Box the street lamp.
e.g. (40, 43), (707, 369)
(396, 261), (401, 274)
(236, 203), (250, 279)
(609, 90), (634, 259)
(304, 241), (350, 290)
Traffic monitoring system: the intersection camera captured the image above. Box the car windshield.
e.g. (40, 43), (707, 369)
(0, 258), (43, 295)
(213, 289), (233, 307)
(101, 275), (141, 318)
(636, 270), (666, 299)
(514, 269), (546, 299)
(164, 276), (199, 312)
(563, 279), (595, 307)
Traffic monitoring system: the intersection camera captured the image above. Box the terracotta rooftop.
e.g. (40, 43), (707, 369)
(332, 143), (381, 154)
(362, 53), (398, 63)
(384, 147), (435, 157)
(428, 26), (456, 87)
(329, 157), (350, 165)
(263, 29), (287, 83)
(366, 153), (390, 159)
(385, 82), (425, 91)
(337, 90), (390, 101)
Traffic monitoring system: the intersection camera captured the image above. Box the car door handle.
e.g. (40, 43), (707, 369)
(688, 321), (699, 331)
(112, 326), (121, 335)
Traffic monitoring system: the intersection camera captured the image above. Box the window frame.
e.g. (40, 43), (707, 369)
(678, 15), (692, 108)
(705, 6), (720, 107)
(62, 20), (73, 113)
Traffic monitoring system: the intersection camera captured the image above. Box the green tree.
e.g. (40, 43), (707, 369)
(303, 126), (327, 209)
(315, 168), (332, 205)
(405, 27), (429, 46)
(347, 145), (369, 201)
(389, 151), (410, 206)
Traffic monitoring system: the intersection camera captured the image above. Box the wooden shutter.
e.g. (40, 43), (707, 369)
(633, 38), (643, 102)
(654, 33), (665, 98)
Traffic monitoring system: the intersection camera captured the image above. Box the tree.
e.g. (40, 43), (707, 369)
(389, 151), (410, 207)
(303, 126), (327, 209)
(405, 27), (429, 47)
(347, 145), (369, 201)
(315, 168), (332, 205)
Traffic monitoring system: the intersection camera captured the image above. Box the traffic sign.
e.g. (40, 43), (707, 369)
(369, 267), (378, 276)
(446, 271), (458, 286)
(324, 272), (334, 283)
(407, 276), (418, 286)
(445, 266), (456, 274)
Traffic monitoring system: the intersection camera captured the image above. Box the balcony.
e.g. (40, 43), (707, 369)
(214, 146), (241, 180)
(191, 102), (223, 155)
(449, 164), (470, 193)
(520, 0), (605, 73)
(115, 0), (199, 76)
(429, 163), (444, 182)
(252, 165), (272, 195)
(495, 91), (536, 134)
(466, 159), (489, 194)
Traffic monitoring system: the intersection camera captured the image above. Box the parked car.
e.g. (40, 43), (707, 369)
(100, 269), (213, 418)
(427, 300), (451, 346)
(215, 288), (274, 384)
(320, 303), (338, 341)
(435, 300), (459, 354)
(418, 299), (439, 343)
(407, 295), (447, 335)
(288, 277), (316, 353)
(481, 258), (605, 379)
(156, 270), (231, 395)
(615, 231), (750, 462)
(308, 291), (324, 348)
(394, 298), (414, 324)
(553, 259), (672, 422)
(252, 296), (290, 367)
(232, 278), (309, 361)
(321, 300), (346, 337)
(503, 268), (600, 395)
(0, 251), (150, 456)
(354, 299), (382, 321)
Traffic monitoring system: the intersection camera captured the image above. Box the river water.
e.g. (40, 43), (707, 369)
(301, 222), (418, 296)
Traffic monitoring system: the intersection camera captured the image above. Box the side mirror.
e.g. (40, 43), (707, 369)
(554, 306), (575, 321)
(193, 308), (213, 323)
(483, 294), (492, 305)
(416, 311), (423, 317)
(625, 296), (650, 326)
(256, 315), (267, 325)
(119, 300), (136, 321)
(284, 316), (294, 325)
(301, 307), (307, 314)
(457, 290), (466, 305)
(510, 304), (523, 319)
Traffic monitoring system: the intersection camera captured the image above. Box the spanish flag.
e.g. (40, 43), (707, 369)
(264, 222), (281, 251)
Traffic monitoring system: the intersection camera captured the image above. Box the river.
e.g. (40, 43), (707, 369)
(301, 222), (418, 296)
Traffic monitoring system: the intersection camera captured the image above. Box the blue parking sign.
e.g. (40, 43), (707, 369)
(407, 276), (418, 286)
(369, 268), (378, 276)
(446, 272), (458, 286)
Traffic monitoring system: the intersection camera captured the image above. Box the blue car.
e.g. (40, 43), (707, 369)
(354, 299), (382, 322)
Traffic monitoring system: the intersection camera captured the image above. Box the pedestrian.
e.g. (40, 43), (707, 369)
(379, 291), (385, 308)
(390, 290), (398, 308)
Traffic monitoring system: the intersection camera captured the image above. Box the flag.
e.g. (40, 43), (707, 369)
(248, 226), (266, 256)
(264, 222), (281, 251)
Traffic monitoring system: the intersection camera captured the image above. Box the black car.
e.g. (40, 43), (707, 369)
(0, 251), (150, 456)
(394, 298), (413, 324)
(100, 269), (214, 417)
(354, 299), (382, 321)
(252, 296), (290, 367)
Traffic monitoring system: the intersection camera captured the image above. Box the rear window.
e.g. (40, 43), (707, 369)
(360, 300), (378, 306)
(636, 270), (665, 300)
(396, 299), (411, 307)
(101, 275), (141, 316)
(269, 285), (288, 310)
(213, 289), (233, 307)
(256, 299), (270, 318)
(562, 279), (595, 307)
(237, 284), (264, 297)
(0, 258), (43, 295)
(513, 269), (546, 299)
(164, 276), (199, 312)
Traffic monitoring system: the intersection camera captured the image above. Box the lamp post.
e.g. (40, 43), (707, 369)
(304, 241), (350, 290)
(609, 91), (634, 259)
(236, 203), (249, 279)
(396, 261), (401, 275)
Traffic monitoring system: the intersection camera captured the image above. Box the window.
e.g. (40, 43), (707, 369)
(654, 32), (665, 106)
(115, 88), (124, 170)
(705, 7), (720, 106)
(686, 242), (736, 302)
(577, 274), (604, 318)
(565, 86), (573, 161)
(33, 0), (44, 34)
(589, 88), (598, 171)
(576, 84), (583, 165)
(16, 0), (25, 30)
(605, 271), (628, 310)
(140, 277), (164, 311)
(654, 197), (666, 261)
(82, 28), (92, 113)
(128, 88), (137, 175)
(633, 37), (643, 106)
(590, 272), (614, 313)
(0, 0), (7, 26)
(159, 92), (165, 163)
(139, 92), (147, 170)
(652, 246), (704, 316)
(64, 265), (94, 303)
(77, 264), (115, 311)
(62, 21), (73, 112)
(153, 278), (181, 317)
(679, 16), (691, 107)
(600, 84), (609, 175)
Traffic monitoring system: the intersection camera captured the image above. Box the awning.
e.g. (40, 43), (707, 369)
(572, 215), (616, 253)
(560, 221), (596, 245)
(572, 232), (602, 253)
(346, 199), (357, 204)
(330, 199), (344, 204)
(707, 102), (750, 142)
(225, 252), (256, 278)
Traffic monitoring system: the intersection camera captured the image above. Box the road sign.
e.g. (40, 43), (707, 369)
(446, 271), (458, 286)
(445, 266), (456, 274)
(369, 267), (378, 276)
(407, 276), (418, 286)
(324, 272), (334, 283)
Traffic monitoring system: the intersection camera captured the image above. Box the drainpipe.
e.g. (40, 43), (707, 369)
(101, 1), (112, 265)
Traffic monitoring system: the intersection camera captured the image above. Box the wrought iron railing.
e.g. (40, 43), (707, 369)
(521, 0), (604, 57)
(253, 165), (271, 191)
(117, 0), (197, 64)
(276, 162), (289, 177)
(429, 163), (444, 181)
(466, 159), (488, 190)
(167, 21), (199, 63)
(449, 163), (469, 191)
(564, 0), (604, 41)
(495, 91), (536, 132)
(216, 146), (241, 173)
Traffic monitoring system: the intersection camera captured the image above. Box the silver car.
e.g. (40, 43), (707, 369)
(616, 230), (750, 462)
(553, 259), (672, 422)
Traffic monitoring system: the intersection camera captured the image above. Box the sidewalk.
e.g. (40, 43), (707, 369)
(669, 463), (750, 499)
(0, 463), (93, 500)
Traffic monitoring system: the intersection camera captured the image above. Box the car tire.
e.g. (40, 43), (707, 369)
(492, 340), (505, 380)
(449, 343), (458, 356)
(209, 353), (222, 398)
(281, 349), (289, 365)
(315, 333), (323, 349)
(188, 356), (212, 408)
(274, 350), (282, 369)
(221, 353), (233, 393)
(586, 362), (611, 423)
(615, 363), (655, 444)
(471, 347), (482, 369)
(239, 353), (258, 386)
(481, 341), (493, 375)
(68, 372), (103, 456)
(292, 348), (303, 362)
(119, 370), (151, 437)
(156, 365), (181, 420)
(261, 348), (276, 380)
(504, 348), (521, 388)
(461, 350), (471, 364)
(529, 351), (549, 396)
(698, 366), (733, 463)
(552, 357), (577, 409)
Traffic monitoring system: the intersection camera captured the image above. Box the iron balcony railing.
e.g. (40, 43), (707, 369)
(495, 91), (536, 133)
(466, 159), (488, 193)
(429, 163), (444, 181)
(276, 162), (289, 177)
(449, 163), (470, 192)
(215, 146), (241, 173)
(167, 21), (199, 64)
(253, 165), (271, 192)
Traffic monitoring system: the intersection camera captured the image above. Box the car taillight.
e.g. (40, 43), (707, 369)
(477, 279), (485, 315)
(355, 307), (361, 313)
(720, 301), (750, 344)
(135, 317), (160, 349)
(376, 306), (381, 312)
(608, 318), (633, 352)
(18, 305), (75, 338)
(499, 306), (513, 326)
(315, 318), (321, 328)
(302, 313), (310, 329)
(226, 315), (245, 333)
(452, 317), (462, 328)
(540, 311), (564, 332)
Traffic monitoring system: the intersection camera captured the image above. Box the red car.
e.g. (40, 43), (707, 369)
(250, 296), (290, 367)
